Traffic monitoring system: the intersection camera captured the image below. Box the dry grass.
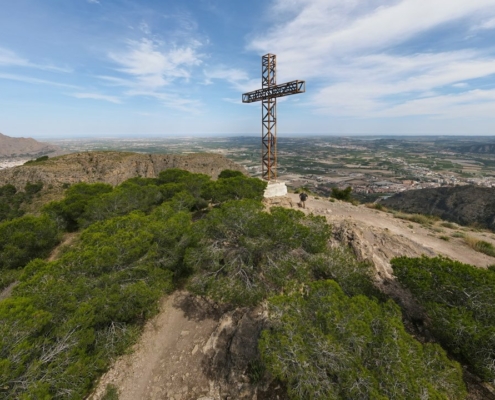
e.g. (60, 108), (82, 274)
(394, 212), (438, 226)
(464, 236), (495, 257)
(365, 203), (385, 211)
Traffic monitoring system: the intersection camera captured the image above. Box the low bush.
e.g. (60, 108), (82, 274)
(260, 280), (466, 400)
(464, 236), (495, 257)
(1, 205), (190, 398)
(392, 256), (495, 381)
(0, 214), (61, 269)
(186, 200), (331, 305)
(330, 186), (352, 201)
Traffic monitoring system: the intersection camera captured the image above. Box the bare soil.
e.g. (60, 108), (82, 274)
(293, 193), (495, 272)
(90, 292), (221, 400)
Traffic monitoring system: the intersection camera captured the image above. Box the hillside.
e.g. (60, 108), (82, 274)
(2, 163), (495, 399)
(90, 194), (495, 400)
(0, 151), (247, 190)
(381, 185), (495, 231)
(0, 132), (62, 158)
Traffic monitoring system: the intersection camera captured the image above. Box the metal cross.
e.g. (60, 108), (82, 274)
(242, 54), (305, 181)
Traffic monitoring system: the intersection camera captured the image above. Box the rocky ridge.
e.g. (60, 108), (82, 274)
(381, 185), (495, 231)
(0, 151), (247, 190)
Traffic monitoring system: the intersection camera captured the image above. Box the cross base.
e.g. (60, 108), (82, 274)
(263, 181), (288, 198)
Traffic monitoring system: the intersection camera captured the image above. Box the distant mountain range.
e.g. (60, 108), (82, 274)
(0, 132), (62, 158)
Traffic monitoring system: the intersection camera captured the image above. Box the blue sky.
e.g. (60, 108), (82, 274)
(1, 0), (495, 138)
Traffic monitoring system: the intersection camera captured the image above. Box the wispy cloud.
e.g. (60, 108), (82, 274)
(71, 92), (122, 103)
(0, 72), (79, 88)
(475, 17), (495, 30)
(203, 66), (259, 93)
(0, 47), (71, 73)
(87, 0), (100, 4)
(247, 0), (495, 119)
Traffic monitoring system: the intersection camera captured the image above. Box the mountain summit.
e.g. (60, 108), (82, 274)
(0, 132), (61, 158)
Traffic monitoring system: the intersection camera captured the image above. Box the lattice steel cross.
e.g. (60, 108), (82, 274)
(242, 54), (305, 181)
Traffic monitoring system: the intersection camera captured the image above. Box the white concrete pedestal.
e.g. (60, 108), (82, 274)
(263, 181), (288, 198)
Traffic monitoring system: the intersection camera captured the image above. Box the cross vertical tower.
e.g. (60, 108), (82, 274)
(243, 54), (305, 181)
(262, 54), (277, 181)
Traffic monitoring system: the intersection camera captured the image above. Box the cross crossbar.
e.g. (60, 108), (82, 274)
(242, 80), (305, 103)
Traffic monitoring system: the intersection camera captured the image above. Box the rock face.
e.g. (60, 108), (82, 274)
(0, 151), (247, 189)
(0, 132), (62, 158)
(381, 185), (495, 231)
(331, 220), (435, 280)
(202, 307), (287, 399)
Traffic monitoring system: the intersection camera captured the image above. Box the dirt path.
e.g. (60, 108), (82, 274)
(90, 292), (221, 400)
(292, 193), (495, 269)
(48, 232), (79, 261)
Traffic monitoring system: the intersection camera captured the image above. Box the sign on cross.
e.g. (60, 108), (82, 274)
(242, 54), (305, 181)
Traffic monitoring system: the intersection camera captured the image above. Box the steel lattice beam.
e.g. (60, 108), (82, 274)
(242, 54), (305, 181)
(242, 80), (305, 103)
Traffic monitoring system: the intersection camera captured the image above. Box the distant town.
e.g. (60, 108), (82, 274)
(2, 135), (495, 202)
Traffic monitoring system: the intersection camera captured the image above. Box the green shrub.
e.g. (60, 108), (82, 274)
(202, 175), (267, 203)
(0, 214), (61, 269)
(24, 182), (43, 196)
(0, 183), (46, 223)
(186, 200), (331, 305)
(102, 384), (119, 400)
(1, 205), (190, 398)
(218, 169), (244, 179)
(260, 280), (466, 400)
(24, 155), (49, 165)
(43, 182), (113, 231)
(392, 256), (495, 381)
(330, 186), (352, 201)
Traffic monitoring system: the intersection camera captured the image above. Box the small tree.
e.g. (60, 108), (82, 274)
(331, 186), (352, 201)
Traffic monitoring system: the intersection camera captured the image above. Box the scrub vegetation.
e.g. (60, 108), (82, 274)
(0, 167), (489, 399)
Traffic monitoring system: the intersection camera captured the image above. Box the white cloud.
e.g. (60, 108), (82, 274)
(108, 38), (203, 90)
(87, 0), (100, 4)
(246, 0), (495, 119)
(203, 66), (259, 92)
(71, 92), (122, 103)
(101, 37), (205, 111)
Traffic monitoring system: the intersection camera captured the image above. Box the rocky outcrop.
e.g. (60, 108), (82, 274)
(381, 185), (495, 231)
(0, 132), (62, 158)
(201, 306), (287, 400)
(331, 220), (435, 280)
(0, 151), (247, 190)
